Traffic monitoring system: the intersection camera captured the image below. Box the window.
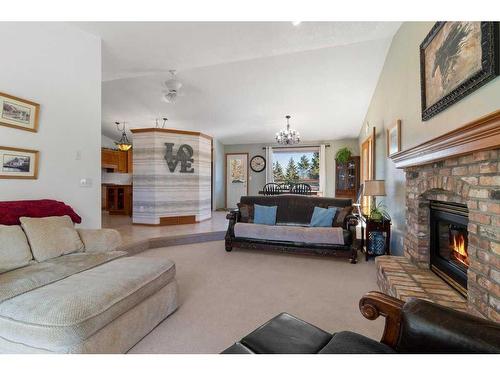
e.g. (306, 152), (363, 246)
(272, 147), (320, 192)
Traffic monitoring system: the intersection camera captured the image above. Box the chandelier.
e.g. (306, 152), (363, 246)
(114, 122), (132, 151)
(275, 115), (300, 145)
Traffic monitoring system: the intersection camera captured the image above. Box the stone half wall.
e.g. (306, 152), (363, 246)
(132, 129), (212, 225)
(403, 149), (499, 321)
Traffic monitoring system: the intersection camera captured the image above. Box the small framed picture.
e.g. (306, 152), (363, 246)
(386, 120), (401, 157)
(0, 92), (40, 132)
(0, 146), (39, 179)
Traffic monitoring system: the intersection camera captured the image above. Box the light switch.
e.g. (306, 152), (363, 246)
(80, 178), (92, 187)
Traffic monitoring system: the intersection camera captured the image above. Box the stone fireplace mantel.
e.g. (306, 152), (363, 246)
(379, 110), (499, 322)
(390, 110), (500, 169)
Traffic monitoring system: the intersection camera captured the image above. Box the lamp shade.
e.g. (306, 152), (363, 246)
(363, 180), (386, 196)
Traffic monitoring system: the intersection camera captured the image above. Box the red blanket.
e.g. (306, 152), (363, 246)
(0, 199), (81, 225)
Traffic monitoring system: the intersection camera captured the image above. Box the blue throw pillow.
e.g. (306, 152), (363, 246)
(253, 204), (277, 225)
(310, 206), (337, 227)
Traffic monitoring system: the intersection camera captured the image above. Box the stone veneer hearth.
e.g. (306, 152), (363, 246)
(402, 148), (499, 321)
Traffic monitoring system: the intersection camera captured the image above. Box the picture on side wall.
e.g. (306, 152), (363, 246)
(0, 146), (39, 179)
(0, 92), (40, 132)
(386, 120), (401, 157)
(230, 159), (245, 183)
(420, 22), (499, 121)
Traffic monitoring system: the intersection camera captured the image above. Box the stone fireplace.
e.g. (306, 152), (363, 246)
(429, 200), (469, 296)
(378, 110), (500, 322)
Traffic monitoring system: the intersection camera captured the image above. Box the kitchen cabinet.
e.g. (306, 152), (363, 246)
(104, 184), (132, 216)
(101, 148), (132, 173)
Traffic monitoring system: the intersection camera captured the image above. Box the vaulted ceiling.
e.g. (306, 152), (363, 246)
(73, 22), (401, 144)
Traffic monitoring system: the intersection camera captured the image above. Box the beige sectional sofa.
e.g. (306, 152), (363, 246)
(0, 216), (178, 353)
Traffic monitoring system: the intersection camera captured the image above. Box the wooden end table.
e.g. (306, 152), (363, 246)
(360, 216), (391, 261)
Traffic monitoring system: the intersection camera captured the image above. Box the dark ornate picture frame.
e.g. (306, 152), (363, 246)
(420, 22), (499, 121)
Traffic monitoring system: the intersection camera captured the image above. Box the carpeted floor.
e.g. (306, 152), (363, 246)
(128, 241), (384, 353)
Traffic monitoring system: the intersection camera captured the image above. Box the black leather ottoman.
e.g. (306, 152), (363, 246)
(221, 313), (395, 354)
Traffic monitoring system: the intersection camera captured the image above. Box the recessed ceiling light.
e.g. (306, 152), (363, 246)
(292, 21), (302, 26)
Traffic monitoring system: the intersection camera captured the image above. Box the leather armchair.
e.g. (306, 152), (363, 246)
(222, 291), (500, 354)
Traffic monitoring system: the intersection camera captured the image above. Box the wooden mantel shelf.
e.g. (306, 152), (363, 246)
(390, 109), (500, 169)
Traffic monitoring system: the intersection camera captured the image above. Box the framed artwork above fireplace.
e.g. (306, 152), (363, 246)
(420, 22), (499, 121)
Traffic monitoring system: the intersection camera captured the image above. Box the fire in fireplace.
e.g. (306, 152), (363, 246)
(430, 201), (469, 297)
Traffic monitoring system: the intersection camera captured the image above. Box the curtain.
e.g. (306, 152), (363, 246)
(265, 146), (273, 184)
(319, 144), (326, 196)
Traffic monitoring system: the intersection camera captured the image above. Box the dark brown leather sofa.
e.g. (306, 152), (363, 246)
(222, 291), (500, 354)
(225, 195), (358, 263)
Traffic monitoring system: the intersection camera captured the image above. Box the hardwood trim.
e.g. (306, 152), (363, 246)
(0, 146), (39, 179)
(159, 215), (196, 225)
(130, 127), (212, 140)
(0, 91), (40, 133)
(225, 152), (249, 209)
(359, 291), (405, 348)
(390, 109), (500, 168)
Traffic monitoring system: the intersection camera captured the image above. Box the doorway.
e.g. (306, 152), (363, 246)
(360, 127), (375, 214)
(225, 153), (248, 209)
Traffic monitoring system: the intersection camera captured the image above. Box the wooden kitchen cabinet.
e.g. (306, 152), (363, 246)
(105, 185), (132, 216)
(101, 148), (132, 173)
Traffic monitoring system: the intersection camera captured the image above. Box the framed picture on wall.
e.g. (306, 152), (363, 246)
(386, 120), (401, 157)
(420, 22), (499, 121)
(0, 146), (39, 179)
(0, 92), (40, 132)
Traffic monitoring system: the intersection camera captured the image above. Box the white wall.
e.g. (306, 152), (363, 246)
(0, 23), (102, 228)
(359, 22), (500, 255)
(101, 134), (117, 149)
(212, 138), (225, 210)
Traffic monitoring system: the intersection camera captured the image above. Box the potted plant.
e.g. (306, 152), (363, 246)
(335, 147), (352, 164)
(369, 201), (390, 222)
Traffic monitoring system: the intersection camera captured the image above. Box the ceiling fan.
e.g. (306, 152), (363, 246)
(162, 70), (183, 104)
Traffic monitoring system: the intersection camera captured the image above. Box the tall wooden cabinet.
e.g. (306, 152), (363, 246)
(335, 156), (360, 201)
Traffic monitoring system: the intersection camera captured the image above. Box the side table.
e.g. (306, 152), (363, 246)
(360, 216), (391, 261)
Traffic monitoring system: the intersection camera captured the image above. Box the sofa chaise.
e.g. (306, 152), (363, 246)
(0, 212), (178, 354)
(225, 195), (358, 263)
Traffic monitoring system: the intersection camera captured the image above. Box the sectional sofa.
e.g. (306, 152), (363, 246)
(0, 214), (178, 353)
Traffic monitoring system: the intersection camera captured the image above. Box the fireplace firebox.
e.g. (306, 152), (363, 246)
(430, 201), (469, 297)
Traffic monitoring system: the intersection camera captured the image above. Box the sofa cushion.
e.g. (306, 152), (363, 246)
(20, 216), (84, 262)
(234, 222), (345, 245)
(0, 255), (176, 350)
(241, 313), (332, 354)
(0, 251), (125, 304)
(0, 225), (33, 274)
(237, 203), (254, 223)
(318, 331), (396, 354)
(332, 206), (353, 227)
(253, 204), (277, 225)
(310, 207), (337, 227)
(77, 229), (122, 253)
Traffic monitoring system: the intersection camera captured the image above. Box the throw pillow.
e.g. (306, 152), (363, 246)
(20, 215), (84, 262)
(310, 206), (337, 227)
(0, 225), (33, 273)
(332, 206), (353, 227)
(253, 204), (277, 225)
(237, 203), (254, 223)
